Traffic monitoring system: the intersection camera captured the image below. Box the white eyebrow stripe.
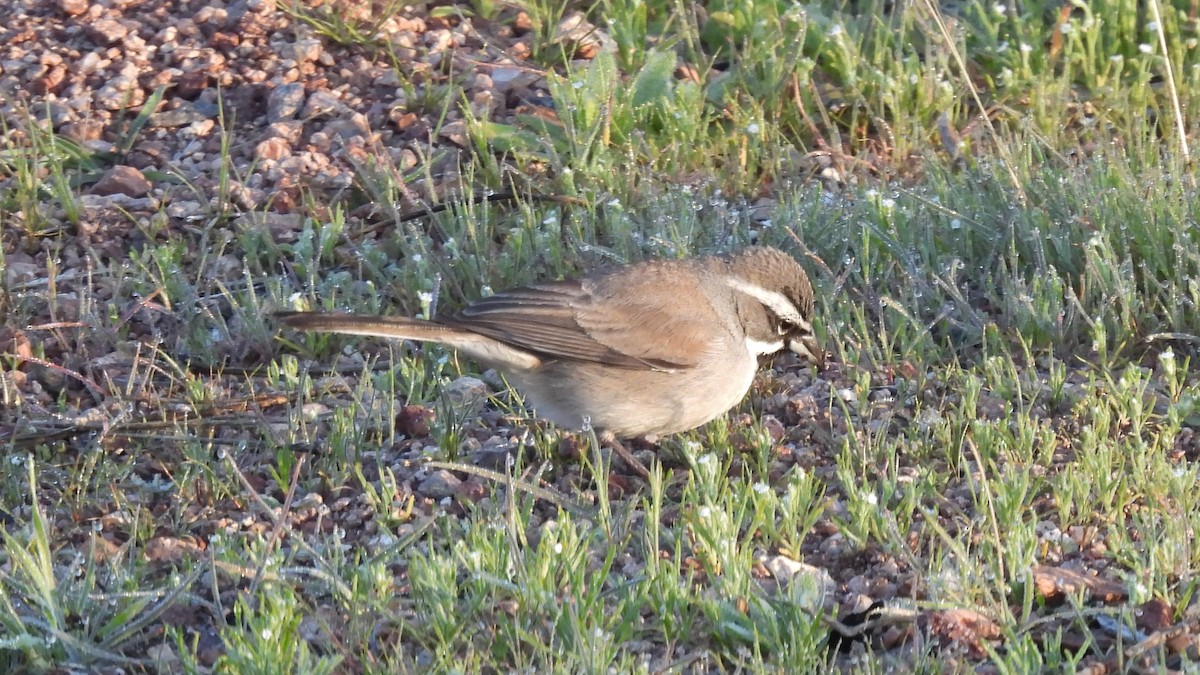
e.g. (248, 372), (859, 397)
(726, 278), (809, 330)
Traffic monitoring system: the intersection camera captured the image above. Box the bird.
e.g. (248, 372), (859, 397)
(277, 246), (823, 472)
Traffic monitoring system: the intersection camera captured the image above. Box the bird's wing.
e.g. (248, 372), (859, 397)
(443, 269), (717, 370)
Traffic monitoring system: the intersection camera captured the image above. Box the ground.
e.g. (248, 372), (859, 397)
(2, 0), (1200, 672)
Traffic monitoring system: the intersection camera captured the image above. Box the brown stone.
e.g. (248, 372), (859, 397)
(60, 0), (88, 15)
(91, 165), (152, 197)
(254, 136), (291, 161)
(32, 64), (67, 95)
(176, 69), (211, 99)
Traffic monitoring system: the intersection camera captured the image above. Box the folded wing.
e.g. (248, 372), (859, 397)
(444, 268), (718, 371)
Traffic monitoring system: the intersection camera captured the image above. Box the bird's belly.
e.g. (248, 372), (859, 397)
(508, 356), (759, 438)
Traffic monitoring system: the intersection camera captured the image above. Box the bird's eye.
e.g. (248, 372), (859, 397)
(776, 320), (794, 335)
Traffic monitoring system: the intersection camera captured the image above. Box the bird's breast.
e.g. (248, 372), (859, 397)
(509, 347), (759, 438)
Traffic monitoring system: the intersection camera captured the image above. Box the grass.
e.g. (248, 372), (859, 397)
(3, 0), (1200, 671)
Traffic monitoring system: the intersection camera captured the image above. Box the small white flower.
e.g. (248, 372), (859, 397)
(1019, 43), (1033, 53)
(950, 218), (962, 230)
(1139, 43), (1153, 54)
(1161, 348), (1176, 361)
(417, 291), (434, 305)
(1059, 22), (1073, 35)
(880, 197), (896, 209)
(262, 628), (273, 640)
(753, 482), (770, 495)
(746, 122), (761, 135)
(699, 506), (712, 519)
(993, 3), (1006, 14)
(1111, 54), (1124, 63)
(572, 80), (584, 89)
(1146, 21), (1160, 32)
(828, 24), (844, 37)
(410, 253), (422, 263)
(865, 492), (878, 506)
(554, 542), (563, 554)
(998, 41), (1009, 53)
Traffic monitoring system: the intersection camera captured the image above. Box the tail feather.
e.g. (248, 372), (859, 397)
(275, 311), (453, 342)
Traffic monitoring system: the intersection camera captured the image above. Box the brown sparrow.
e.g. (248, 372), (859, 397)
(278, 246), (823, 457)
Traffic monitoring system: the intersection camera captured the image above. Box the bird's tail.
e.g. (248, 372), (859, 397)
(275, 312), (456, 342)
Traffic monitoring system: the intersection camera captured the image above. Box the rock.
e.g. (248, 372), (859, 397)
(489, 66), (540, 92)
(4, 256), (39, 287)
(264, 120), (303, 142)
(397, 404), (435, 437)
(92, 165), (152, 197)
(60, 120), (104, 142)
(175, 70), (211, 99)
(291, 37), (324, 65)
(323, 113), (371, 141)
(79, 193), (157, 211)
(301, 90), (347, 118)
(254, 136), (291, 161)
(60, 0), (88, 15)
(438, 119), (469, 147)
(88, 18), (130, 45)
(267, 82), (306, 122)
(31, 64), (67, 95)
(471, 440), (518, 471)
(761, 414), (786, 442)
(95, 75), (145, 110)
(149, 102), (213, 128)
(234, 212), (303, 242)
(418, 470), (461, 499)
(166, 200), (204, 220)
(555, 12), (616, 59)
(445, 376), (491, 407)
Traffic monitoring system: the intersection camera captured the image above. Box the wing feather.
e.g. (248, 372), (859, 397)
(440, 266), (720, 370)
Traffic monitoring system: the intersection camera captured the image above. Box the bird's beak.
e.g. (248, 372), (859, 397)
(789, 334), (826, 370)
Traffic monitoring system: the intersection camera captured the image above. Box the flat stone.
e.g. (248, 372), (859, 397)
(267, 82), (305, 122)
(418, 469), (462, 500)
(91, 165), (152, 197)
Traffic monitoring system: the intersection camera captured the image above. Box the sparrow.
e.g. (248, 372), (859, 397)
(277, 246), (823, 464)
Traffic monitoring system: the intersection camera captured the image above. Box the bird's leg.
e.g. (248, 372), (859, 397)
(600, 430), (651, 480)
